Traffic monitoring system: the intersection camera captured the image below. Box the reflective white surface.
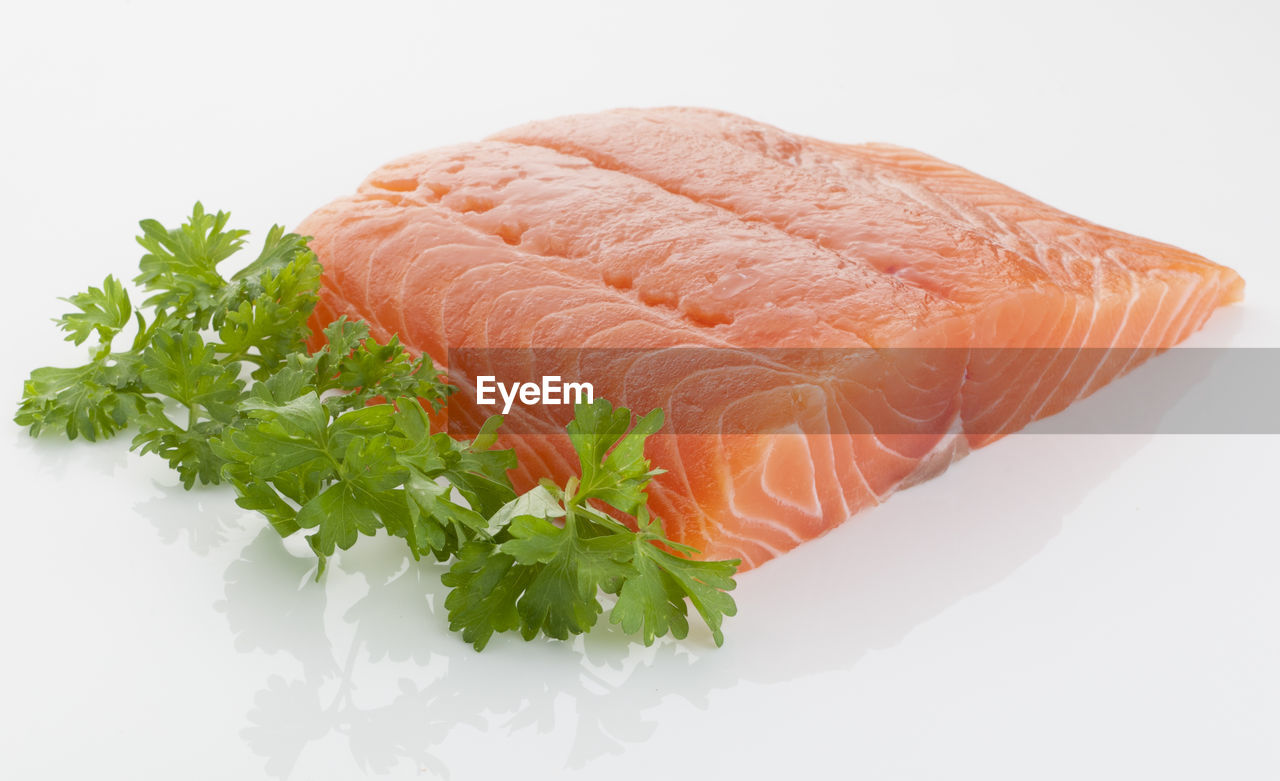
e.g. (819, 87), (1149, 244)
(4, 424), (1277, 779)
(2, 2), (1277, 779)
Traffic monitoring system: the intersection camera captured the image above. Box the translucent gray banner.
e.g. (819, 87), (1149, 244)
(441, 348), (1280, 436)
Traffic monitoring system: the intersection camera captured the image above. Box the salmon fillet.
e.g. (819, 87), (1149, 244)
(298, 107), (1243, 570)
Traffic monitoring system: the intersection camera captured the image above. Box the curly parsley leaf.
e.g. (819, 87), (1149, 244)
(134, 203), (246, 322)
(568, 399), (665, 514)
(216, 392), (499, 577)
(18, 205), (323, 483)
(328, 333), (450, 414)
(15, 363), (148, 441)
(126, 328), (246, 487)
(139, 329), (245, 422)
(56, 275), (133, 349)
(502, 511), (633, 640)
(390, 400), (514, 520)
(400, 473), (485, 561)
(443, 400), (739, 650)
(610, 509), (739, 646)
(214, 246), (322, 378)
(440, 544), (528, 651)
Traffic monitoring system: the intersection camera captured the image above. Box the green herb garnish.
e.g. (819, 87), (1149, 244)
(15, 204), (739, 650)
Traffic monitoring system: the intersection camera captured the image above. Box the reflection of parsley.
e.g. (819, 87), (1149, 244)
(15, 204), (739, 650)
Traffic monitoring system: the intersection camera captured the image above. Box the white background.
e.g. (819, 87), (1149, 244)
(1, 1), (1277, 779)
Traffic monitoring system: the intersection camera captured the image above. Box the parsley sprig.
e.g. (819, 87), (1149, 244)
(15, 204), (739, 650)
(444, 401), (738, 650)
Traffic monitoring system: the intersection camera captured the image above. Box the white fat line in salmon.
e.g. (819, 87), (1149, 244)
(474, 375), (594, 414)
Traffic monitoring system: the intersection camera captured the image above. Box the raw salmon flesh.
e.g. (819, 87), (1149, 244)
(298, 107), (1243, 570)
